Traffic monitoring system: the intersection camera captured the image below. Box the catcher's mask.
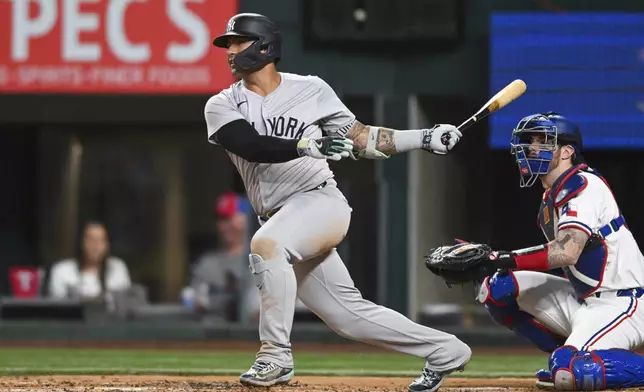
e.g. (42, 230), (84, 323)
(510, 112), (584, 188)
(510, 114), (558, 188)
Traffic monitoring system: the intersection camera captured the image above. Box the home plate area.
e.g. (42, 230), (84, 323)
(0, 375), (541, 392)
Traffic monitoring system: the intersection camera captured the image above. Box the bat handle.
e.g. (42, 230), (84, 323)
(457, 116), (476, 131)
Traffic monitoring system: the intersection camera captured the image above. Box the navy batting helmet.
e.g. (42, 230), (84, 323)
(213, 13), (282, 72)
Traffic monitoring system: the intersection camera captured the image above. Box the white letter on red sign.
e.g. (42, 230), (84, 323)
(12, 0), (57, 62)
(166, 0), (209, 63)
(63, 0), (101, 61)
(107, 0), (150, 63)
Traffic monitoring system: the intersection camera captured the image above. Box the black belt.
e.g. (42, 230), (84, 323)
(593, 288), (644, 298)
(310, 180), (328, 191)
(260, 181), (328, 221)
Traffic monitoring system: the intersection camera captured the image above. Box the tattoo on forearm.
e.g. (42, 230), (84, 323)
(572, 232), (587, 247)
(377, 128), (397, 154)
(556, 234), (572, 250)
(548, 253), (572, 269)
(346, 122), (369, 150)
(547, 229), (588, 269)
(346, 121), (399, 154)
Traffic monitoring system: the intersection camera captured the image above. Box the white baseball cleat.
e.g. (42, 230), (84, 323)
(239, 360), (294, 387)
(408, 360), (469, 392)
(536, 369), (555, 390)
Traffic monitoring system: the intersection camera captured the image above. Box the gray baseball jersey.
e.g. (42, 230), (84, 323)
(204, 72), (356, 216)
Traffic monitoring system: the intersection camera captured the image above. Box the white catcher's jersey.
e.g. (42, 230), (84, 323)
(550, 172), (644, 296)
(204, 72), (356, 216)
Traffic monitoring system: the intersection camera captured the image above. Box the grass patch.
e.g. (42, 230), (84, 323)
(0, 348), (546, 378)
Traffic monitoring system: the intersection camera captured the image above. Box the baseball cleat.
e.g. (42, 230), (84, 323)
(408, 362), (468, 392)
(239, 360), (294, 387)
(536, 369), (555, 390)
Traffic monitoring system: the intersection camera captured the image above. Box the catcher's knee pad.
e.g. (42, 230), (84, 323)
(477, 270), (519, 306)
(478, 271), (563, 353)
(551, 347), (644, 390)
(248, 253), (290, 289)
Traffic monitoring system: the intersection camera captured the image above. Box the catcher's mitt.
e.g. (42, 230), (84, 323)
(424, 243), (498, 287)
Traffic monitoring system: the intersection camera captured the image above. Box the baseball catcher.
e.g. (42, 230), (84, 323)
(426, 112), (644, 391)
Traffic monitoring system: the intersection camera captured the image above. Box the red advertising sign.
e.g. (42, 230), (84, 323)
(0, 0), (237, 93)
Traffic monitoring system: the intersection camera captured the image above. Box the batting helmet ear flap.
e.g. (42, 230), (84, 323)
(232, 38), (281, 71)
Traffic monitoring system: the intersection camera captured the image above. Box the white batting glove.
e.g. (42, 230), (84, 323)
(297, 136), (354, 161)
(422, 124), (463, 155)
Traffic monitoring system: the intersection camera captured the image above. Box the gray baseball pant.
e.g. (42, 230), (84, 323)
(247, 181), (471, 371)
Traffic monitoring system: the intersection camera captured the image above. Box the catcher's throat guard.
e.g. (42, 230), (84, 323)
(424, 243), (498, 287)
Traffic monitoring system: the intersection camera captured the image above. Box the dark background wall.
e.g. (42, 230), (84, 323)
(1, 0), (643, 304)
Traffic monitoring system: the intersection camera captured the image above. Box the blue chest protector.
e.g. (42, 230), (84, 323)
(538, 164), (626, 299)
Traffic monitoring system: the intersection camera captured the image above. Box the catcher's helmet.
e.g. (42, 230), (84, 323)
(510, 112), (583, 187)
(213, 13), (282, 72)
(544, 111), (583, 153)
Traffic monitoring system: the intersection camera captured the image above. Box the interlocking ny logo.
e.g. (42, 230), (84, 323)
(227, 19), (236, 32)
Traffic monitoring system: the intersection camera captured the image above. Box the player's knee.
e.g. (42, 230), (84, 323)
(247, 251), (291, 289)
(250, 236), (279, 260)
(476, 272), (518, 327)
(248, 237), (281, 289)
(452, 339), (472, 365)
(476, 270), (519, 307)
(478, 271), (562, 353)
(248, 254), (268, 288)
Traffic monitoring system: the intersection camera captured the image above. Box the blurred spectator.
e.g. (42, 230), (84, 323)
(48, 221), (131, 303)
(181, 193), (259, 322)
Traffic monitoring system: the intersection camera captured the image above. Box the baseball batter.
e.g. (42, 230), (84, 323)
(204, 13), (471, 392)
(427, 112), (644, 391)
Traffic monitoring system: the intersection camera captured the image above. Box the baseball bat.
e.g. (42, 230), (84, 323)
(457, 79), (527, 131)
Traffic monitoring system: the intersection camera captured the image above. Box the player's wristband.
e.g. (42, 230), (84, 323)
(391, 129), (425, 153)
(511, 244), (550, 271)
(296, 138), (311, 157)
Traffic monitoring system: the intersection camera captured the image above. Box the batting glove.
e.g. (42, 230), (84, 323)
(422, 124), (463, 155)
(297, 136), (354, 161)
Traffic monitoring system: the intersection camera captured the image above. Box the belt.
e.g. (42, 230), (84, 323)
(593, 288), (644, 298)
(310, 180), (328, 191)
(259, 181), (328, 221)
(262, 208), (279, 221)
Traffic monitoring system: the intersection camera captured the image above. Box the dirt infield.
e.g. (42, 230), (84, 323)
(0, 375), (536, 391)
